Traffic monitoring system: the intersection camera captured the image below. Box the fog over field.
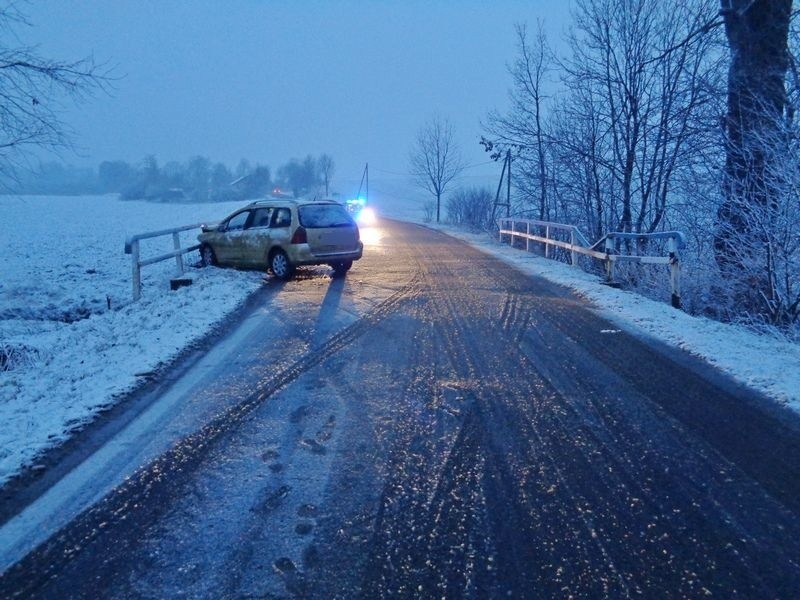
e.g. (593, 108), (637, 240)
(19, 1), (571, 184)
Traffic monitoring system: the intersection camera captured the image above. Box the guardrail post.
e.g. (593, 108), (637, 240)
(131, 239), (141, 302)
(173, 232), (185, 274)
(570, 229), (577, 266)
(545, 225), (551, 259)
(669, 237), (682, 309)
(605, 258), (615, 281)
(526, 222), (531, 252)
(604, 235), (616, 281)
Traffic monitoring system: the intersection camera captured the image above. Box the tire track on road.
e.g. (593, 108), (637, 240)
(358, 228), (800, 598)
(360, 236), (633, 598)
(0, 265), (424, 598)
(478, 252), (800, 596)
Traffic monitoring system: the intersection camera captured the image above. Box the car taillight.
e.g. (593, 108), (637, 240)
(290, 226), (307, 244)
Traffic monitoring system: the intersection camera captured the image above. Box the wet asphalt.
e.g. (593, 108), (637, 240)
(2, 219), (800, 598)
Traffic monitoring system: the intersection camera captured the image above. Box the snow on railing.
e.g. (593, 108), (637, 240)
(497, 218), (685, 308)
(124, 224), (203, 301)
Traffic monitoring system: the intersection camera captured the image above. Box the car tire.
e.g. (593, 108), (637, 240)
(331, 260), (353, 277)
(200, 244), (217, 267)
(270, 249), (294, 280)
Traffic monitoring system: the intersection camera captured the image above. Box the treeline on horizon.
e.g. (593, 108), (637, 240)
(4, 153), (335, 203)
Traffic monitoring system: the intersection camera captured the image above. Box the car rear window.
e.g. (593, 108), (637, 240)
(298, 204), (354, 228)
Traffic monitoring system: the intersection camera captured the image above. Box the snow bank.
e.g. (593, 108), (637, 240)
(0, 195), (263, 485)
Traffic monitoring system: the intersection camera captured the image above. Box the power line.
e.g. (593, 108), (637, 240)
(371, 159), (497, 178)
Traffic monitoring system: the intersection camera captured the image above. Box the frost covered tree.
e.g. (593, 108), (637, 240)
(562, 0), (719, 237)
(446, 187), (494, 230)
(0, 4), (107, 175)
(409, 115), (464, 223)
(485, 0), (719, 241)
(713, 0), (796, 322)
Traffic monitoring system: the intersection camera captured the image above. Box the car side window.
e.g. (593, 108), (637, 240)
(226, 211), (249, 231)
(249, 208), (272, 228)
(271, 208), (292, 228)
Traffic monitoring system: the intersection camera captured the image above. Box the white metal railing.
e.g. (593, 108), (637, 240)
(498, 218), (685, 307)
(124, 224), (203, 301)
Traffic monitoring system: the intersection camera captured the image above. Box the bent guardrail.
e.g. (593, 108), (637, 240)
(124, 224), (203, 301)
(498, 218), (685, 308)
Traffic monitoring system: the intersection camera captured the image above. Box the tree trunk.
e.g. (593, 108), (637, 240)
(715, 0), (792, 270)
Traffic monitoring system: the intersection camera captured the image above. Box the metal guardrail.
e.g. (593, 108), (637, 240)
(498, 218), (685, 308)
(124, 223), (203, 301)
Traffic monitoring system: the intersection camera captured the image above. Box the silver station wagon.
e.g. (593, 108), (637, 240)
(198, 199), (363, 279)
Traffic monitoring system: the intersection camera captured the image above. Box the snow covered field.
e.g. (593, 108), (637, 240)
(1, 192), (798, 487)
(0, 195), (265, 486)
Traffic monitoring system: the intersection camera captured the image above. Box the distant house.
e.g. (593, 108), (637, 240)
(230, 169), (273, 199)
(230, 174), (249, 188)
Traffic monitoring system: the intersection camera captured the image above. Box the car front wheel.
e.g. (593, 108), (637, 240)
(270, 250), (294, 280)
(200, 244), (217, 267)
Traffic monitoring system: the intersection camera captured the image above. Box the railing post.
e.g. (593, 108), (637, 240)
(605, 258), (615, 281)
(526, 222), (531, 252)
(173, 232), (184, 274)
(131, 240), (141, 302)
(604, 235), (616, 281)
(545, 225), (550, 259)
(669, 236), (682, 309)
(570, 229), (577, 266)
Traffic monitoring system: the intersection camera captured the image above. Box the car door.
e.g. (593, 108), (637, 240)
(239, 207), (273, 267)
(214, 210), (250, 265)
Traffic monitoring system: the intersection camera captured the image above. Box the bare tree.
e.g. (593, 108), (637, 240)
(0, 4), (109, 176)
(484, 0), (719, 243)
(318, 153), (335, 197)
(485, 22), (552, 220)
(561, 0), (719, 238)
(409, 115), (464, 223)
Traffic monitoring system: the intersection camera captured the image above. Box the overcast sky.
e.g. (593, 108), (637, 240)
(21, 1), (572, 195)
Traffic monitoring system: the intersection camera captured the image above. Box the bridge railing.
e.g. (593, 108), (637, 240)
(497, 218), (685, 308)
(124, 224), (203, 301)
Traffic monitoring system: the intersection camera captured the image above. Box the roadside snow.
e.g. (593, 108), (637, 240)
(1, 196), (263, 486)
(1, 193), (798, 488)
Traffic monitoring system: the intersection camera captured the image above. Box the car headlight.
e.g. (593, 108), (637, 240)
(357, 207), (376, 225)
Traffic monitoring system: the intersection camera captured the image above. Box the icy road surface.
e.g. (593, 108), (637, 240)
(2, 219), (800, 598)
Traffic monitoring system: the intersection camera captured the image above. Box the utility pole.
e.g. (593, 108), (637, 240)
(491, 150), (512, 223)
(356, 162), (369, 204)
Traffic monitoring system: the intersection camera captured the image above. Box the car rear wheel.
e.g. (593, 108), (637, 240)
(270, 249), (294, 280)
(330, 260), (353, 277)
(200, 244), (217, 267)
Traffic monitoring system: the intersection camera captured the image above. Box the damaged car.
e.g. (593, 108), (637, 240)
(198, 198), (363, 279)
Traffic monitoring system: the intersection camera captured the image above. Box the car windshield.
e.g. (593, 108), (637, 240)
(298, 204), (354, 228)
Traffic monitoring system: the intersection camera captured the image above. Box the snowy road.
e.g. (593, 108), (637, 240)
(2, 219), (800, 598)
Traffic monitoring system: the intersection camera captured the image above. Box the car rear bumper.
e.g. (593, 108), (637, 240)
(288, 242), (363, 266)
